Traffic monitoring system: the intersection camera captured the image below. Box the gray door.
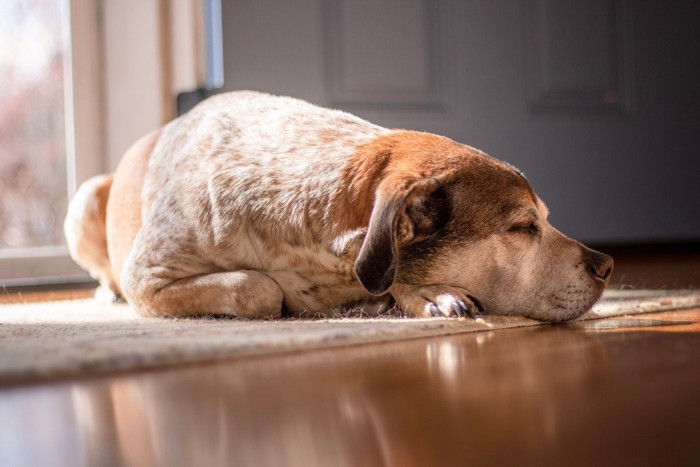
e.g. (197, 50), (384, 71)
(221, 0), (700, 244)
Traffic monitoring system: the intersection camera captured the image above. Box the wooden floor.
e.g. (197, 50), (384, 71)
(1, 245), (699, 466)
(0, 308), (698, 466)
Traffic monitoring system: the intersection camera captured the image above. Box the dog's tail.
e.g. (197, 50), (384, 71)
(64, 174), (119, 301)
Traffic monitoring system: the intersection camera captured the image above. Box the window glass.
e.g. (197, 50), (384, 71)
(0, 0), (68, 250)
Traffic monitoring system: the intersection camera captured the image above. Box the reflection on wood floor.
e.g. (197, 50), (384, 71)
(1, 309), (699, 466)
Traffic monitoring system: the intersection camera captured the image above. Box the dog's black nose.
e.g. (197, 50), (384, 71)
(583, 248), (614, 282)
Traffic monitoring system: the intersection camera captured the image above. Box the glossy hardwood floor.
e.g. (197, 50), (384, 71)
(1, 308), (699, 467)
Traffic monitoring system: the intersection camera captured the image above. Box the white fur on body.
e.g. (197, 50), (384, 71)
(124, 92), (392, 316)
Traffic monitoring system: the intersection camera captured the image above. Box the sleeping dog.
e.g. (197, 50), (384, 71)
(65, 91), (613, 322)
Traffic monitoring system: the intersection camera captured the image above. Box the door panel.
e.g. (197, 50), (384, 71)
(222, 0), (700, 243)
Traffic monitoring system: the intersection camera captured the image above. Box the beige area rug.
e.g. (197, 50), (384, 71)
(1, 289), (699, 385)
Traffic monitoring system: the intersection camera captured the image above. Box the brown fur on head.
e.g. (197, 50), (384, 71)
(353, 132), (613, 322)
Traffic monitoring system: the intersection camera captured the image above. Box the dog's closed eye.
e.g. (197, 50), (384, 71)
(507, 222), (539, 236)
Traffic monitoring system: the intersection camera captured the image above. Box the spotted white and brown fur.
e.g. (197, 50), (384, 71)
(65, 91), (613, 322)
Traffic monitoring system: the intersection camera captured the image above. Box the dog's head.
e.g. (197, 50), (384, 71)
(354, 131), (613, 322)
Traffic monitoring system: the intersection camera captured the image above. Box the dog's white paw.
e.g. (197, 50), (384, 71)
(94, 284), (121, 304)
(391, 284), (485, 318)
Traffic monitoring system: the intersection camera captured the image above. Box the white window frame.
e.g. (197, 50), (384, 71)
(0, 0), (206, 287)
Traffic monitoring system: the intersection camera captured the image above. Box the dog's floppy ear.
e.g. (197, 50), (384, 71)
(354, 188), (403, 295)
(354, 177), (446, 295)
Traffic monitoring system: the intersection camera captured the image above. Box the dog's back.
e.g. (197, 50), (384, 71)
(143, 91), (389, 246)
